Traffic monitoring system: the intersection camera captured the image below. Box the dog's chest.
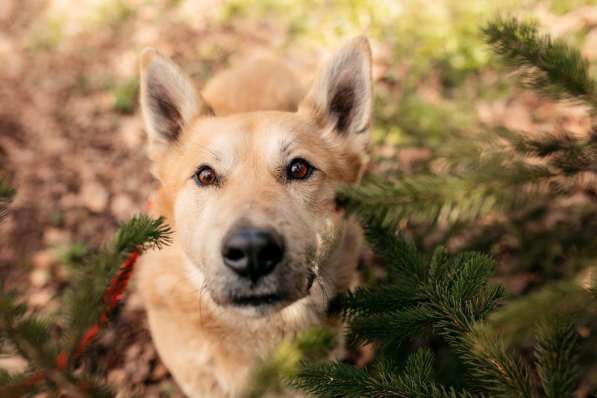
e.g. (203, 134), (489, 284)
(137, 248), (327, 397)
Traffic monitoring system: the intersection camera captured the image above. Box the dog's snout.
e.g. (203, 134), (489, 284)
(222, 227), (285, 282)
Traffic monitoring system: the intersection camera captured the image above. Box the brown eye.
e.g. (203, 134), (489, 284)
(193, 166), (218, 187)
(287, 158), (314, 181)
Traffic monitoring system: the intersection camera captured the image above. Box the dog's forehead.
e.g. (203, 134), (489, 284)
(184, 112), (313, 162)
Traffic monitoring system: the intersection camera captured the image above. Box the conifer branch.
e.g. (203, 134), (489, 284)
(460, 330), (533, 398)
(483, 17), (597, 106)
(0, 214), (172, 397)
(298, 223), (552, 397)
(63, 214), (172, 361)
(294, 360), (476, 398)
(500, 129), (597, 176)
(535, 320), (579, 398)
(363, 223), (427, 284)
(337, 174), (502, 227)
(482, 278), (596, 347)
(338, 159), (553, 227)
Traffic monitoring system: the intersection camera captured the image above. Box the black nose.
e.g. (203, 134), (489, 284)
(221, 227), (285, 282)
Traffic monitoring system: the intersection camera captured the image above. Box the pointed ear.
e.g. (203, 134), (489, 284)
(299, 36), (372, 136)
(140, 48), (212, 158)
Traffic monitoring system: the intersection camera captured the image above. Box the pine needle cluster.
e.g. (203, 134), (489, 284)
(292, 223), (583, 398)
(341, 128), (596, 229)
(0, 188), (172, 398)
(341, 18), (597, 237)
(482, 17), (597, 106)
(286, 17), (597, 398)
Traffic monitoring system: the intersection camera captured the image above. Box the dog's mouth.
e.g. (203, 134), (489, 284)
(230, 292), (285, 307)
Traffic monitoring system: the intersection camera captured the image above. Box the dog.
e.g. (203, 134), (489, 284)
(136, 36), (372, 397)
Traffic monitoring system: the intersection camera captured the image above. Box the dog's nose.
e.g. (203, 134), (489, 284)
(221, 227), (285, 282)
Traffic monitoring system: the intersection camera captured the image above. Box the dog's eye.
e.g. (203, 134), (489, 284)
(287, 158), (314, 181)
(193, 166), (218, 187)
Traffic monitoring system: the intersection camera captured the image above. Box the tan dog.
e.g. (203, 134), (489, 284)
(137, 36), (372, 397)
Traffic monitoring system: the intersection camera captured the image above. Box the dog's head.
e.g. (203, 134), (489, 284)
(140, 37), (372, 316)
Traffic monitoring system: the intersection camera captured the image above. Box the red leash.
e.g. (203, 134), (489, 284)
(72, 249), (141, 361)
(70, 198), (152, 362)
(3, 249), (142, 397)
(6, 200), (155, 396)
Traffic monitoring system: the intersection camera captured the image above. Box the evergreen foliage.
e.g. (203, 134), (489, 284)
(534, 320), (579, 398)
(340, 18), (597, 257)
(295, 351), (474, 398)
(286, 16), (597, 398)
(0, 200), (172, 397)
(482, 17), (597, 106)
(339, 127), (596, 229)
(292, 223), (585, 397)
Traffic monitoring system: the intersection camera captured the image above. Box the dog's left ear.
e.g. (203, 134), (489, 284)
(140, 48), (212, 160)
(299, 36), (372, 137)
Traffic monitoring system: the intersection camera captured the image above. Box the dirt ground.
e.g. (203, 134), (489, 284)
(1, 0), (596, 396)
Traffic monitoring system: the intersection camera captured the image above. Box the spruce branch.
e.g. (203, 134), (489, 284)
(483, 17), (597, 106)
(294, 360), (476, 398)
(362, 222), (427, 284)
(338, 174), (501, 227)
(461, 330), (533, 398)
(402, 348), (435, 385)
(501, 129), (597, 176)
(337, 285), (421, 317)
(63, 215), (172, 360)
(324, 223), (542, 398)
(535, 320), (579, 398)
(347, 306), (435, 347)
(338, 225), (506, 347)
(112, 214), (173, 253)
(0, 214), (172, 397)
(0, 293), (57, 369)
(482, 279), (596, 347)
(338, 159), (552, 228)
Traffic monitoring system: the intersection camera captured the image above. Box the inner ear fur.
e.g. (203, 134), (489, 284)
(300, 36), (372, 136)
(139, 48), (212, 158)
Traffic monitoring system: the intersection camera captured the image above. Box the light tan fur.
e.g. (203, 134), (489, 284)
(137, 37), (373, 397)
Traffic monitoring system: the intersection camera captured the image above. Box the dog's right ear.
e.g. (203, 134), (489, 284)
(299, 36), (372, 137)
(140, 48), (212, 159)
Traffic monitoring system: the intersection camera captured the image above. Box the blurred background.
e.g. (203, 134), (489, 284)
(1, 0), (596, 396)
